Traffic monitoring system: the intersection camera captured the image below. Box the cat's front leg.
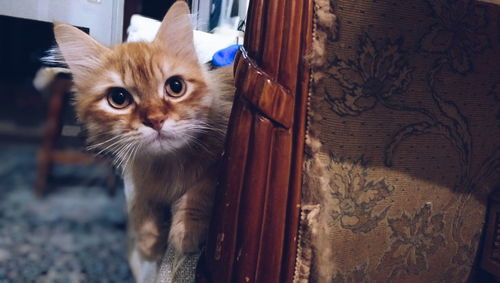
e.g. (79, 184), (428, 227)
(130, 196), (170, 260)
(125, 177), (160, 282)
(169, 181), (215, 254)
(129, 245), (158, 283)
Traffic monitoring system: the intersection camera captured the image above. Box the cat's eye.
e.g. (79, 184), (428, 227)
(165, 77), (186, 98)
(107, 88), (133, 109)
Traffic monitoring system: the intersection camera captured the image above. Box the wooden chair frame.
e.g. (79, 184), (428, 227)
(199, 0), (314, 282)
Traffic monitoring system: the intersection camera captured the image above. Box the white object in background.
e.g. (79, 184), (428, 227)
(0, 0), (124, 46)
(192, 29), (239, 63)
(126, 14), (238, 63)
(217, 0), (250, 30)
(219, 0), (234, 26)
(239, 0), (250, 21)
(190, 0), (211, 31)
(126, 14), (161, 42)
(33, 67), (71, 92)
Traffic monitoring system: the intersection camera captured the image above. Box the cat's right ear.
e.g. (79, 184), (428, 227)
(53, 23), (110, 85)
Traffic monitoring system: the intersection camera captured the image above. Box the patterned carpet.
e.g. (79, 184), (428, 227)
(0, 145), (133, 282)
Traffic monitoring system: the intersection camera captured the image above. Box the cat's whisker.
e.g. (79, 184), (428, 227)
(115, 142), (134, 169)
(179, 121), (223, 130)
(87, 134), (124, 150)
(186, 128), (226, 144)
(86, 130), (128, 143)
(94, 135), (137, 156)
(95, 140), (127, 156)
(192, 120), (227, 131)
(126, 143), (140, 169)
(87, 132), (137, 150)
(112, 142), (133, 167)
(129, 143), (140, 164)
(92, 130), (139, 141)
(110, 146), (125, 166)
(119, 139), (140, 170)
(182, 133), (213, 156)
(121, 142), (139, 172)
(184, 125), (226, 137)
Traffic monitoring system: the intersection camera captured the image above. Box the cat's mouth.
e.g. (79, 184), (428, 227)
(139, 128), (191, 154)
(157, 132), (173, 140)
(147, 132), (174, 144)
(142, 131), (181, 151)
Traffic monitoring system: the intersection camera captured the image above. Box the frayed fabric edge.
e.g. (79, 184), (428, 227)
(293, 0), (338, 282)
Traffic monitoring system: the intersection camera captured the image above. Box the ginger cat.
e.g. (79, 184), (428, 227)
(52, 2), (234, 280)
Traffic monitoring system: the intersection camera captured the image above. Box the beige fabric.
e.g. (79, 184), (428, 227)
(299, 0), (500, 282)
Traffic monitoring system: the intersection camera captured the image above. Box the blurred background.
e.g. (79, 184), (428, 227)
(0, 0), (246, 281)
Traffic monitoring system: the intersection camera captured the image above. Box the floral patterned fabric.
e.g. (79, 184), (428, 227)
(298, 0), (500, 282)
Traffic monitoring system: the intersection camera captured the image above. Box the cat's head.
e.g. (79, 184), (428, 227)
(53, 2), (213, 162)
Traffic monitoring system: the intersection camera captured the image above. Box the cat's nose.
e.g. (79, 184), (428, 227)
(143, 117), (165, 131)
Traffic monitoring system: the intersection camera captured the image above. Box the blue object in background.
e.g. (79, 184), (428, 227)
(213, 44), (241, 67)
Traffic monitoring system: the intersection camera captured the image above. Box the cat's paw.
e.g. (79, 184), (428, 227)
(136, 220), (166, 260)
(168, 222), (205, 254)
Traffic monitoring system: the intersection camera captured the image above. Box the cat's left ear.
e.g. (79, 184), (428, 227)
(154, 1), (197, 62)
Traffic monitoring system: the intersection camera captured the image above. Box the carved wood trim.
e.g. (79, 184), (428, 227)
(234, 50), (294, 128)
(199, 0), (313, 282)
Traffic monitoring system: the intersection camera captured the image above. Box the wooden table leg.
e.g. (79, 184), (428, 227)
(35, 76), (72, 196)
